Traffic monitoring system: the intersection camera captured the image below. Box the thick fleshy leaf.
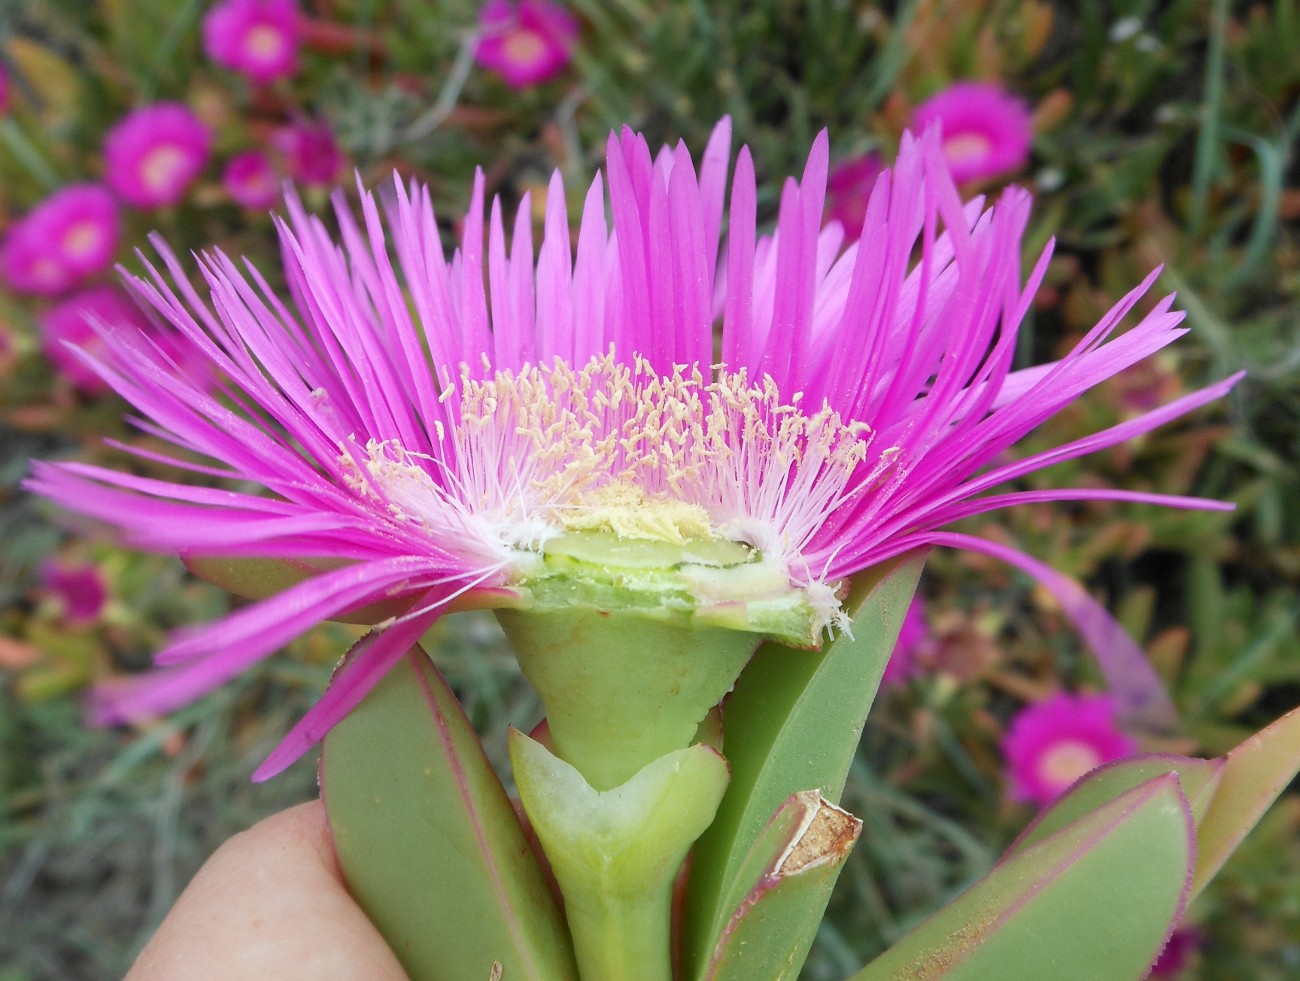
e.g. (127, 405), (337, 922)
(320, 647), (578, 981)
(698, 790), (861, 981)
(682, 553), (924, 979)
(848, 775), (1194, 981)
(1189, 704), (1300, 901)
(1006, 753), (1224, 856)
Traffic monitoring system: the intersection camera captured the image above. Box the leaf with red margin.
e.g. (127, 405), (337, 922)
(846, 775), (1194, 981)
(1189, 704), (1300, 901)
(320, 646), (577, 981)
(699, 790), (861, 981)
(682, 554), (924, 979)
(1005, 754), (1224, 857)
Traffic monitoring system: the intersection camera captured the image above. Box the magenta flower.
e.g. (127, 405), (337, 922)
(475, 0), (579, 89)
(39, 287), (142, 393)
(40, 559), (109, 624)
(203, 0), (301, 84)
(273, 119), (343, 186)
(1002, 692), (1138, 806)
(104, 103), (212, 208)
(881, 596), (928, 687)
(824, 154), (885, 243)
(222, 150), (280, 208)
(0, 64), (10, 116)
(913, 81), (1033, 184)
(40, 285), (209, 395)
(0, 184), (120, 296)
(28, 120), (1238, 780)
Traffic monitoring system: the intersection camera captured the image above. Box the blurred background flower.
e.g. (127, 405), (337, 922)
(1001, 692), (1137, 807)
(881, 596), (931, 687)
(824, 153), (885, 242)
(38, 287), (132, 394)
(203, 0), (301, 85)
(474, 0), (580, 89)
(221, 149), (280, 208)
(272, 117), (343, 186)
(38, 558), (108, 625)
(911, 80), (1033, 184)
(1149, 925), (1202, 978)
(0, 185), (119, 296)
(103, 103), (212, 208)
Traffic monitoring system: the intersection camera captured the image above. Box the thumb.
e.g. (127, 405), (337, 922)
(127, 800), (407, 980)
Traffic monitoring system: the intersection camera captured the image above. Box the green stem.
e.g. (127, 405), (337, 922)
(510, 732), (731, 981)
(563, 885), (675, 981)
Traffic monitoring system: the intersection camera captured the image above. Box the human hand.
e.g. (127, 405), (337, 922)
(127, 801), (408, 980)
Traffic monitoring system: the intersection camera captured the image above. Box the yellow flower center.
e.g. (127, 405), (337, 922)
(502, 29), (548, 66)
(942, 131), (993, 165)
(140, 145), (189, 194)
(450, 353), (873, 549)
(243, 23), (287, 62)
(558, 482), (713, 543)
(1036, 738), (1102, 792)
(61, 221), (104, 259)
(342, 352), (887, 637)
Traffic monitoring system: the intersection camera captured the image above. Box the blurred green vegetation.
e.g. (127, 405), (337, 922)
(2, 0), (1298, 978)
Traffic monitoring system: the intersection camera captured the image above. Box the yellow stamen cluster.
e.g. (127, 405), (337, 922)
(449, 352), (874, 558)
(343, 352), (880, 633)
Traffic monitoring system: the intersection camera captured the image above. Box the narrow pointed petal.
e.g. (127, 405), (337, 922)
(254, 596), (446, 781)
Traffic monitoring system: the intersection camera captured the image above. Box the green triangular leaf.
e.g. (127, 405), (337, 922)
(1006, 753), (1224, 856)
(1190, 704), (1300, 901)
(683, 554), (924, 979)
(847, 775), (1194, 981)
(321, 647), (578, 981)
(699, 790), (861, 981)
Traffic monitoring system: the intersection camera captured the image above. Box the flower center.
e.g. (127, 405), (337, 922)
(502, 29), (548, 67)
(1036, 738), (1103, 793)
(558, 482), (714, 543)
(243, 23), (287, 63)
(451, 353), (874, 559)
(942, 131), (993, 165)
(515, 527), (828, 643)
(140, 145), (189, 194)
(346, 352), (879, 638)
(60, 221), (105, 260)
